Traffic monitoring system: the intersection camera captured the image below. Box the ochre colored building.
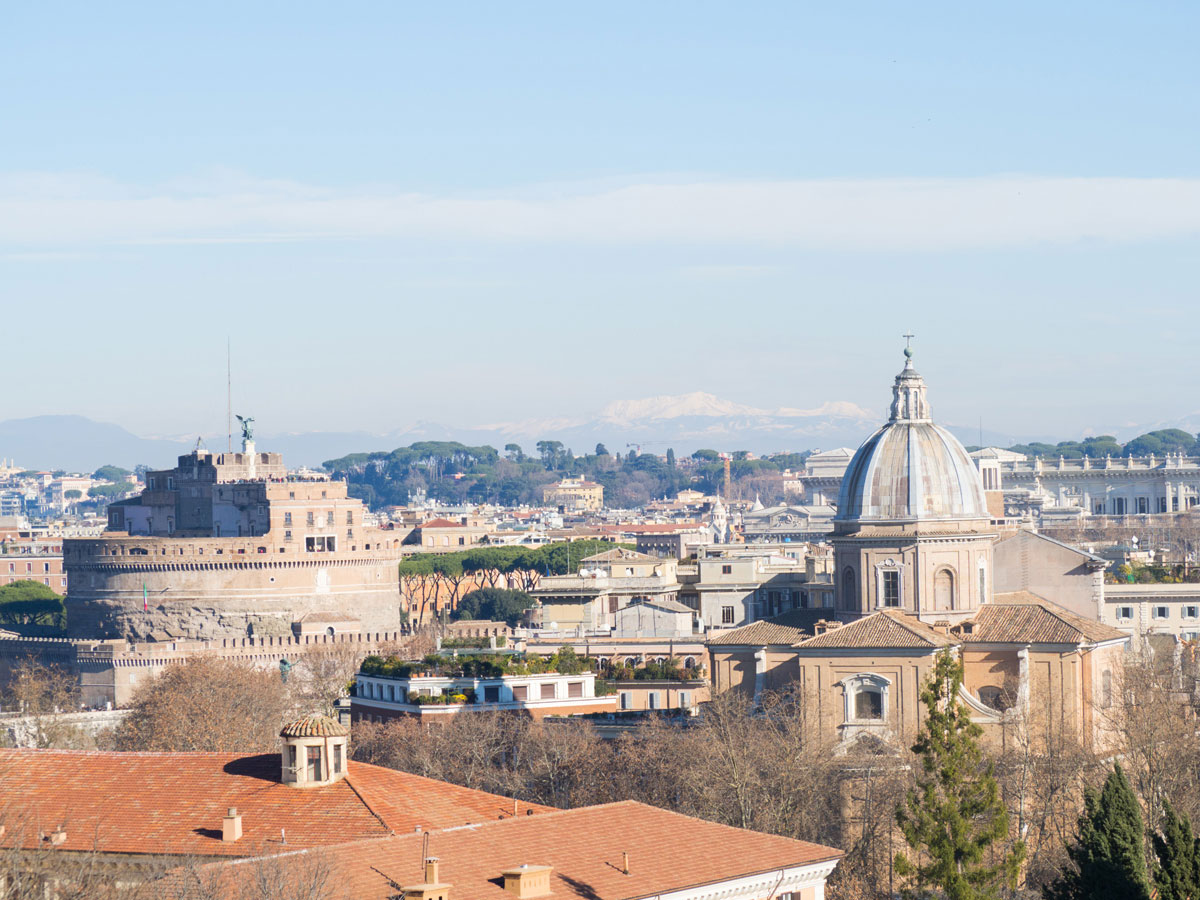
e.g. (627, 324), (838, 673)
(542, 477), (604, 512)
(709, 348), (1128, 755)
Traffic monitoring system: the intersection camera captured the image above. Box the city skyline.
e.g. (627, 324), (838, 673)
(3, 2), (1198, 437)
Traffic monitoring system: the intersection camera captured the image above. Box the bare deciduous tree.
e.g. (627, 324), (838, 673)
(109, 656), (295, 752)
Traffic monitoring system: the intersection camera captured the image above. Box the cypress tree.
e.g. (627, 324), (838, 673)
(1153, 801), (1200, 900)
(895, 649), (1024, 899)
(1044, 764), (1152, 900)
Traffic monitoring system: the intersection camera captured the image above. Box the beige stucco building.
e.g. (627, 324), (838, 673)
(542, 477), (604, 512)
(532, 548), (679, 630)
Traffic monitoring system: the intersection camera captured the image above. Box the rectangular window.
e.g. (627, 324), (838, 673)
(1113, 498), (1127, 515)
(1186, 606), (1199, 620)
(1154, 606), (1170, 620)
(679, 691), (691, 708)
(567, 681), (584, 699)
(284, 512), (292, 526)
(307, 746), (322, 782)
(306, 512), (315, 526)
(333, 744), (343, 775)
(1117, 606), (1133, 621)
(484, 685), (501, 702)
(284, 530), (292, 542)
(539, 682), (555, 700)
(882, 570), (900, 607)
(512, 685), (529, 701)
(855, 689), (883, 720)
(346, 511), (353, 525)
(648, 691), (663, 710)
(620, 691), (632, 710)
(721, 564), (732, 575)
(721, 605), (735, 624)
(1137, 497), (1148, 514)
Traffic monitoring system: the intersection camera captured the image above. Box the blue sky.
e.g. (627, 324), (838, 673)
(2, 2), (1198, 442)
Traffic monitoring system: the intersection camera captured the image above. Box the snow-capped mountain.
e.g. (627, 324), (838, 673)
(0, 391), (1049, 471)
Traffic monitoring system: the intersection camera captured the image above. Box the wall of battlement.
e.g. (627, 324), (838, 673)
(64, 532), (406, 641)
(0, 630), (416, 708)
(64, 532), (405, 562)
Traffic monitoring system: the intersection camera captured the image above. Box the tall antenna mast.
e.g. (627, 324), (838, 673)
(226, 337), (232, 453)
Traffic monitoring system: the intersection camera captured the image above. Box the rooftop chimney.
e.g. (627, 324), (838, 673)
(401, 857), (450, 900)
(502, 865), (553, 898)
(222, 807), (243, 843)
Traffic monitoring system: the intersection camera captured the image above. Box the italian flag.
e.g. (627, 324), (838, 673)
(143, 582), (148, 612)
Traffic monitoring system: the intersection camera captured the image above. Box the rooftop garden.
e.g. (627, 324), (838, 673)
(604, 659), (706, 683)
(359, 646), (591, 680)
(1106, 563), (1200, 585)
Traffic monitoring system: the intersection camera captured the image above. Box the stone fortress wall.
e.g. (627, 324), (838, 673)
(64, 532), (406, 640)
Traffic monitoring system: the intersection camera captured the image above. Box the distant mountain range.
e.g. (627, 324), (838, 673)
(2, 392), (1184, 473)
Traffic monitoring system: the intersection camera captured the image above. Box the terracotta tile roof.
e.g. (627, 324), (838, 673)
(964, 594), (1128, 645)
(279, 714), (349, 738)
(167, 801), (842, 900)
(420, 518), (466, 528)
(0, 750), (549, 857)
(795, 610), (956, 650)
(707, 608), (827, 646)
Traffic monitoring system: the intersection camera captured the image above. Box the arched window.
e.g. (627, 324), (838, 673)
(978, 685), (1012, 712)
(684, 656), (696, 670)
(842, 568), (856, 609)
(934, 568), (956, 611)
(840, 673), (890, 725)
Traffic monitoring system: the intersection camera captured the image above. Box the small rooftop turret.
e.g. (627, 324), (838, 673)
(279, 714), (349, 788)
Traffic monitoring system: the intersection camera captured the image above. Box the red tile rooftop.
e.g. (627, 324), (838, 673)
(0, 749), (550, 857)
(168, 801), (842, 900)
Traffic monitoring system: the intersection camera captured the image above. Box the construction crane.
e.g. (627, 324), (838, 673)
(625, 441), (670, 456)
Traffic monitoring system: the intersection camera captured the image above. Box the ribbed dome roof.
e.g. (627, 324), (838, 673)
(279, 714), (348, 738)
(836, 351), (987, 523)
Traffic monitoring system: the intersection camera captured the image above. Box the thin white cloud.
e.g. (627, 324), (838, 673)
(2, 172), (1200, 251)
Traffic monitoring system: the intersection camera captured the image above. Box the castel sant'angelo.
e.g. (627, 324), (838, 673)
(63, 426), (405, 641)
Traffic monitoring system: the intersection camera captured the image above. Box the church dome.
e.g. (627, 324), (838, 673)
(836, 348), (987, 523)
